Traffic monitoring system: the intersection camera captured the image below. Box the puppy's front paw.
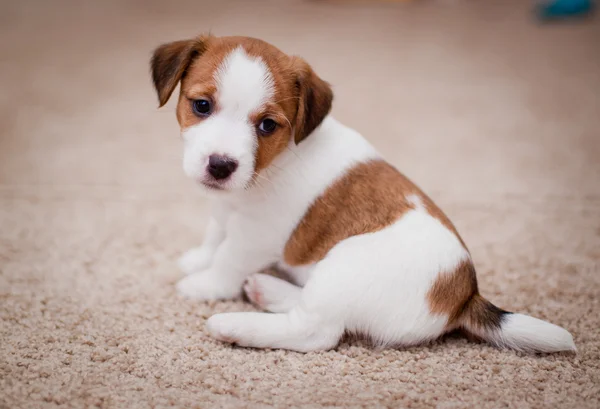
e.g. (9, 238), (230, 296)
(177, 247), (214, 275)
(176, 273), (240, 301)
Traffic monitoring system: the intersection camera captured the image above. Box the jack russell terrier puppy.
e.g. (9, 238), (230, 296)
(150, 35), (576, 353)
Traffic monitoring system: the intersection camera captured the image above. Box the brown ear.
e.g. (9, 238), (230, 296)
(150, 36), (209, 107)
(291, 57), (333, 144)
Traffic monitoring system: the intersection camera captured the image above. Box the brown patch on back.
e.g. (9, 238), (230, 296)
(284, 160), (414, 266)
(284, 159), (465, 266)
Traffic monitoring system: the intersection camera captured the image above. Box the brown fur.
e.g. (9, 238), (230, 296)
(460, 294), (507, 333)
(151, 37), (209, 107)
(283, 159), (464, 266)
(290, 57), (334, 144)
(427, 260), (478, 327)
(427, 260), (509, 334)
(150, 35), (333, 175)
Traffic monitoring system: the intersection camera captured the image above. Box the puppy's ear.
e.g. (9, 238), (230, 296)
(150, 36), (210, 107)
(291, 57), (333, 144)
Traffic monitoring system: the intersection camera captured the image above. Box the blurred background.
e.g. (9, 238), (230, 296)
(1, 1), (599, 408)
(1, 0), (598, 198)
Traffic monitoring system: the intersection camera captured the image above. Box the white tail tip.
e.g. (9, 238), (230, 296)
(497, 313), (576, 353)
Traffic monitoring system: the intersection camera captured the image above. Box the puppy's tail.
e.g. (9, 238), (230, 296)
(459, 295), (576, 353)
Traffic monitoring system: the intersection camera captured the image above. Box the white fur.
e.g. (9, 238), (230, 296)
(481, 314), (576, 353)
(175, 47), (575, 353)
(181, 47), (274, 191)
(276, 261), (313, 286)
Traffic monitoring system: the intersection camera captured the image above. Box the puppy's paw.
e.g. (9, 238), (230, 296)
(176, 273), (239, 301)
(243, 274), (265, 307)
(205, 313), (241, 344)
(177, 247), (214, 275)
(243, 273), (302, 313)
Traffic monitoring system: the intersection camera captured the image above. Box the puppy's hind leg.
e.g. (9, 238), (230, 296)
(206, 307), (343, 352)
(207, 258), (345, 352)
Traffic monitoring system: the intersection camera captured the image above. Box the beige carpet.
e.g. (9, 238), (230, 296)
(1, 0), (599, 408)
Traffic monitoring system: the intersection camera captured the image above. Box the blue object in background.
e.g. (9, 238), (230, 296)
(536, 0), (594, 20)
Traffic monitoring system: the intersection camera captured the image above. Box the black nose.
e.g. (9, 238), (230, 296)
(207, 155), (238, 180)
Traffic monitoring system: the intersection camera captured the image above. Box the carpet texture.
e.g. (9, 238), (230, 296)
(1, 0), (599, 408)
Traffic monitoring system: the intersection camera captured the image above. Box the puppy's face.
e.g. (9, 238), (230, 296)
(150, 36), (333, 193)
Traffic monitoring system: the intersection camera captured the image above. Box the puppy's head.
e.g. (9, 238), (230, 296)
(150, 35), (333, 193)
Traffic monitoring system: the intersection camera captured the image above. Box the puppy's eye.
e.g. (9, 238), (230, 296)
(192, 99), (211, 116)
(258, 118), (277, 135)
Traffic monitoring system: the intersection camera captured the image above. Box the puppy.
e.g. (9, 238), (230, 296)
(150, 35), (575, 353)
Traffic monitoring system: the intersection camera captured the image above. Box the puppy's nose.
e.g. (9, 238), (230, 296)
(207, 155), (238, 180)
